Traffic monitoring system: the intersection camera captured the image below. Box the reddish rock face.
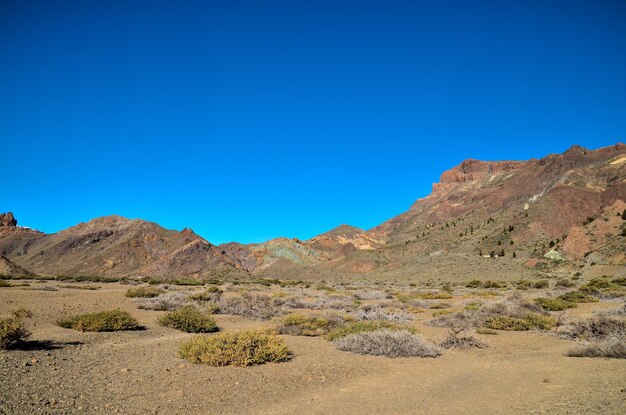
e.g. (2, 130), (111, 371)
(0, 212), (17, 227)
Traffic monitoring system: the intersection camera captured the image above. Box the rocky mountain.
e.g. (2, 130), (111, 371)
(1, 143), (624, 281)
(0, 214), (245, 279)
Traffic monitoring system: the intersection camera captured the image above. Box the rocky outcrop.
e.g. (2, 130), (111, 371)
(0, 212), (17, 227)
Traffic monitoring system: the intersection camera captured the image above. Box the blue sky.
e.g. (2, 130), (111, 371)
(1, 0), (625, 244)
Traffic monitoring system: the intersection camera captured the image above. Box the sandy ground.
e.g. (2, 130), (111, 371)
(1, 282), (625, 415)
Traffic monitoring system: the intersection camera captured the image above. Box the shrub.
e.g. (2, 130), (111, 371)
(555, 278), (575, 288)
(485, 313), (556, 331)
(0, 281), (12, 287)
(178, 331), (290, 366)
(0, 309), (32, 349)
(217, 293), (284, 320)
(56, 310), (142, 332)
(534, 297), (576, 311)
(125, 287), (165, 298)
(350, 307), (413, 323)
(532, 280), (549, 289)
(561, 316), (626, 341)
(414, 291), (453, 300)
(276, 314), (344, 336)
(476, 328), (498, 335)
(59, 284), (100, 290)
(557, 290), (597, 304)
(567, 338), (626, 359)
(439, 332), (488, 349)
(326, 320), (416, 341)
(466, 280), (482, 288)
(189, 287), (222, 302)
(334, 329), (441, 358)
(157, 306), (218, 333)
(136, 291), (194, 311)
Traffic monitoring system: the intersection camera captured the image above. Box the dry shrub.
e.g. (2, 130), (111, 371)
(485, 314), (556, 331)
(276, 313), (344, 336)
(56, 310), (142, 332)
(350, 306), (413, 323)
(158, 306), (218, 333)
(334, 329), (441, 358)
(561, 316), (626, 341)
(0, 308), (32, 349)
(137, 291), (194, 311)
(439, 332), (488, 349)
(534, 297), (576, 311)
(217, 293), (284, 320)
(179, 331), (290, 366)
(567, 338), (626, 359)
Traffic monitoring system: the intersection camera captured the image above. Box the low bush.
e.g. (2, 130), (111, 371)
(555, 278), (575, 288)
(350, 306), (413, 323)
(0, 308), (32, 349)
(414, 291), (453, 300)
(326, 320), (417, 341)
(466, 280), (482, 288)
(566, 338), (626, 359)
(334, 329), (441, 358)
(56, 309), (143, 332)
(158, 306), (218, 333)
(534, 297), (576, 311)
(276, 314), (344, 336)
(557, 290), (597, 304)
(485, 313), (556, 331)
(136, 291), (194, 311)
(532, 280), (549, 289)
(217, 293), (284, 320)
(561, 316), (626, 341)
(476, 328), (498, 335)
(59, 284), (100, 290)
(189, 286), (222, 302)
(178, 331), (290, 366)
(439, 332), (488, 349)
(125, 287), (165, 298)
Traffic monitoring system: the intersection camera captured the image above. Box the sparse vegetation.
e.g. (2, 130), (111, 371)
(333, 329), (441, 358)
(178, 331), (290, 366)
(158, 306), (218, 333)
(217, 293), (284, 320)
(534, 297), (576, 311)
(56, 309), (143, 332)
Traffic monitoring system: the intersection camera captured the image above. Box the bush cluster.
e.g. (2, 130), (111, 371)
(158, 306), (218, 333)
(56, 310), (143, 332)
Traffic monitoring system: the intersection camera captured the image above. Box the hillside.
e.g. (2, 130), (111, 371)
(1, 143), (624, 281)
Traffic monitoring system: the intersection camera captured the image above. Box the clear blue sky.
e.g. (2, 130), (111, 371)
(1, 1), (625, 244)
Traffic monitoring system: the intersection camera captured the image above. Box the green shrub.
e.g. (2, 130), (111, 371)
(276, 314), (343, 336)
(485, 313), (556, 331)
(0, 281), (12, 287)
(466, 280), (482, 288)
(557, 290), (597, 304)
(555, 278), (575, 288)
(534, 297), (576, 311)
(56, 310), (143, 332)
(612, 277), (626, 286)
(157, 306), (218, 333)
(59, 284), (101, 290)
(532, 280), (549, 289)
(125, 287), (165, 298)
(178, 331), (290, 366)
(415, 291), (453, 300)
(326, 320), (417, 341)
